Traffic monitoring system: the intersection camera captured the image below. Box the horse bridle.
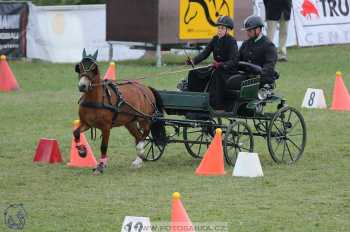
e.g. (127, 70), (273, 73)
(77, 58), (100, 91)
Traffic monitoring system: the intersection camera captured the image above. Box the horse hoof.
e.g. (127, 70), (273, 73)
(92, 169), (103, 175)
(92, 162), (105, 175)
(131, 163), (142, 169)
(131, 159), (143, 169)
(76, 145), (87, 158)
(78, 150), (87, 158)
(92, 167), (103, 175)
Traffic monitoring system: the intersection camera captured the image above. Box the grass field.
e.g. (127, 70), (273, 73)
(1, 45), (350, 232)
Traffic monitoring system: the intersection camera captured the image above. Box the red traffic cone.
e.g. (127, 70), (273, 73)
(171, 192), (195, 232)
(103, 62), (116, 81)
(0, 55), (20, 92)
(33, 138), (63, 163)
(67, 120), (97, 168)
(331, 71), (350, 111)
(195, 128), (226, 176)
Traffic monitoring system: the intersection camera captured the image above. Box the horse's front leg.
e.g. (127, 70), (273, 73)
(93, 127), (110, 175)
(73, 122), (90, 158)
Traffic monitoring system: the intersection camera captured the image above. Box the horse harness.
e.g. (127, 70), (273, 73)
(79, 80), (159, 126)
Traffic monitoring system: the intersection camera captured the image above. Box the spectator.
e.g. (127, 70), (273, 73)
(263, 0), (292, 62)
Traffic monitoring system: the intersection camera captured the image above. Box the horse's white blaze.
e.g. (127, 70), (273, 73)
(78, 76), (90, 91)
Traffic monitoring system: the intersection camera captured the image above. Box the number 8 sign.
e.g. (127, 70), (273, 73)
(302, 88), (327, 109)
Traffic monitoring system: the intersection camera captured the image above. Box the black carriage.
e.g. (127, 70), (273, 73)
(143, 62), (307, 166)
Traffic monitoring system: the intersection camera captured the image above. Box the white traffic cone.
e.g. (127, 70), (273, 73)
(233, 152), (263, 177)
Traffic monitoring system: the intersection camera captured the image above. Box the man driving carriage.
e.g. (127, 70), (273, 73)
(185, 15), (239, 110)
(223, 15), (278, 91)
(237, 15), (278, 87)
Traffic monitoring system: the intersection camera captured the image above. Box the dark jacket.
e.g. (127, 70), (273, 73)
(193, 34), (239, 74)
(239, 35), (277, 84)
(263, 0), (292, 21)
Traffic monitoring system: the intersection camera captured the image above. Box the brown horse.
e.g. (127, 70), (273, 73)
(73, 49), (165, 174)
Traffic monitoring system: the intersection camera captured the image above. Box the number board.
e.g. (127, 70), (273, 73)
(301, 88), (327, 109)
(121, 216), (152, 232)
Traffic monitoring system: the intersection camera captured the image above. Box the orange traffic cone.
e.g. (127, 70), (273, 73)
(171, 192), (195, 232)
(103, 61), (116, 81)
(67, 120), (97, 168)
(331, 71), (350, 111)
(195, 128), (225, 176)
(0, 55), (19, 92)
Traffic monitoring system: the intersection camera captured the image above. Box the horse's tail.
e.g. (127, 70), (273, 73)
(149, 87), (166, 146)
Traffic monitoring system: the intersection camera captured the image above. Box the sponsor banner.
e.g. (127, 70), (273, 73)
(26, 4), (144, 63)
(254, 0), (297, 47)
(293, 0), (350, 46)
(0, 2), (28, 58)
(179, 0), (234, 39)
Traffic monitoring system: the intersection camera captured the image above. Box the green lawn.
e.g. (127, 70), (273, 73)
(1, 45), (350, 232)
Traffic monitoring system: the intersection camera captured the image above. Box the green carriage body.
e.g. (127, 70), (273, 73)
(144, 69), (306, 166)
(158, 90), (211, 114)
(158, 78), (280, 118)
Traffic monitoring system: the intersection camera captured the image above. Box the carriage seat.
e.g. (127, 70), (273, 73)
(237, 61), (262, 76)
(224, 62), (262, 98)
(224, 75), (242, 99)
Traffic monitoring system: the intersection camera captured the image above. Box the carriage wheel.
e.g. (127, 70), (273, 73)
(183, 122), (216, 159)
(267, 106), (307, 164)
(143, 134), (166, 161)
(223, 121), (254, 166)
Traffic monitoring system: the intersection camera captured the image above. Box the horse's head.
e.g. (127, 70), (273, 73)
(75, 49), (99, 92)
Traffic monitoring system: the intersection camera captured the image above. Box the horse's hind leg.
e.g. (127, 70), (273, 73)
(73, 122), (90, 157)
(135, 120), (152, 160)
(125, 122), (144, 169)
(93, 127), (110, 175)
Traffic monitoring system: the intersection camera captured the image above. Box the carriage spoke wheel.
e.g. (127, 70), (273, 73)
(183, 126), (212, 159)
(223, 121), (254, 166)
(143, 134), (166, 161)
(183, 124), (215, 159)
(267, 106), (307, 164)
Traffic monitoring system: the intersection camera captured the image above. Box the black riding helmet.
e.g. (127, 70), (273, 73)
(242, 15), (264, 31)
(216, 16), (234, 30)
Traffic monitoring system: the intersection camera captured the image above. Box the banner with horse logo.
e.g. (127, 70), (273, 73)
(293, 0), (350, 46)
(179, 0), (234, 39)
